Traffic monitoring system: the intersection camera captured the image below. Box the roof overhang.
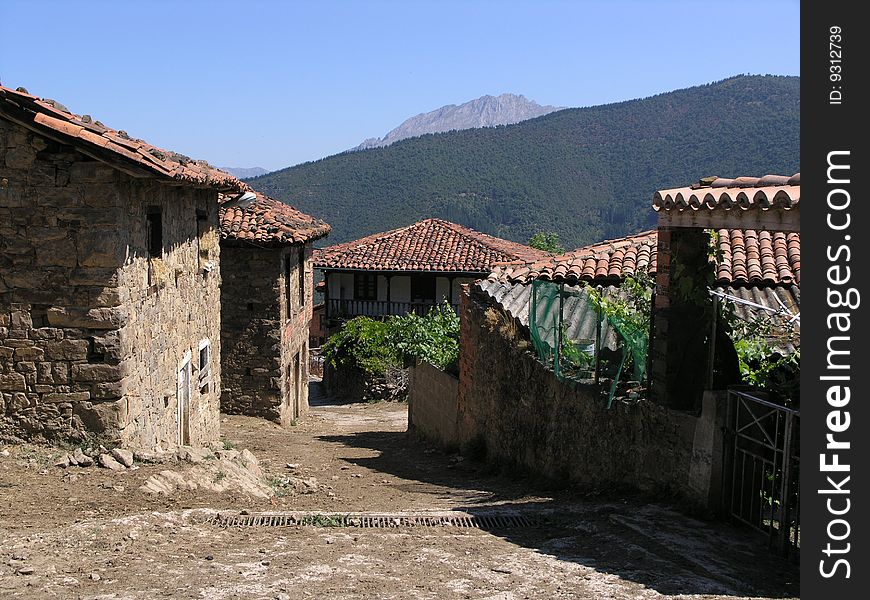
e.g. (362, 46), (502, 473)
(317, 267), (487, 277)
(657, 205), (800, 232)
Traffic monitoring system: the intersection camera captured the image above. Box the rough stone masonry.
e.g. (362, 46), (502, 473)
(0, 117), (223, 449)
(219, 243), (313, 427)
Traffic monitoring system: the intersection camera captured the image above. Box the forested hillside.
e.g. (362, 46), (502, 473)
(249, 75), (799, 248)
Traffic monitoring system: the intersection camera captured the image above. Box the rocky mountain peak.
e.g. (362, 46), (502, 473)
(354, 93), (562, 150)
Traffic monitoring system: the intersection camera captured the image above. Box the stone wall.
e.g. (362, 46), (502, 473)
(113, 177), (222, 449)
(456, 285), (707, 497)
(323, 362), (408, 403)
(280, 245), (312, 423)
(0, 118), (221, 449)
(220, 243), (312, 427)
(407, 361), (459, 450)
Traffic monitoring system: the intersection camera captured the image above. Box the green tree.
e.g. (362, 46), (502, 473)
(529, 231), (565, 253)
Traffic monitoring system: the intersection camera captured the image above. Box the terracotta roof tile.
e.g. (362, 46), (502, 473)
(0, 85), (245, 192)
(492, 230), (657, 285)
(220, 193), (331, 245)
(314, 218), (547, 273)
(653, 173), (799, 213)
(491, 228), (800, 287)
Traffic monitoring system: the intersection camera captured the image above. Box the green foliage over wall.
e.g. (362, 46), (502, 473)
(721, 299), (800, 404)
(323, 303), (460, 376)
(250, 75), (799, 250)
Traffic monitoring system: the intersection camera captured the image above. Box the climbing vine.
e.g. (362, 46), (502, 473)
(720, 298), (800, 404)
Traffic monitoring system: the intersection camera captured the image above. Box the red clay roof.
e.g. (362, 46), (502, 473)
(220, 193), (331, 245)
(0, 85), (245, 192)
(314, 218), (548, 273)
(491, 230), (657, 285)
(653, 173), (799, 213)
(491, 228), (800, 287)
(714, 228), (800, 285)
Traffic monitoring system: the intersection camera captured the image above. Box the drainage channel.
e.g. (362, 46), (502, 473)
(208, 511), (537, 529)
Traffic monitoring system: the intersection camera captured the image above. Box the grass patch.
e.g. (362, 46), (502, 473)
(267, 476), (292, 497)
(301, 514), (347, 527)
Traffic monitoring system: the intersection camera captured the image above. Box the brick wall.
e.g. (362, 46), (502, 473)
(456, 284), (702, 495)
(408, 361), (459, 450)
(1, 118), (221, 449)
(220, 243), (311, 426)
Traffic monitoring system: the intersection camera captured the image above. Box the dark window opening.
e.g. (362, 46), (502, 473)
(285, 255), (294, 319)
(247, 302), (255, 311)
(297, 250), (305, 308)
(354, 273), (377, 301)
(30, 304), (50, 328)
(199, 343), (211, 394)
(196, 208), (209, 269)
(410, 275), (435, 303)
(87, 338), (105, 363)
(245, 367), (252, 376)
(146, 206), (163, 259)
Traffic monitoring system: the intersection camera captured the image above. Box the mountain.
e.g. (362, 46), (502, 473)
(355, 93), (562, 150)
(249, 75), (799, 249)
(220, 166), (269, 179)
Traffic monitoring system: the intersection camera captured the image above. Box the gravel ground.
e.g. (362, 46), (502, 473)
(0, 387), (799, 599)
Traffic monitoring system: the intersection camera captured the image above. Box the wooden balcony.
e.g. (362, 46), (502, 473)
(327, 299), (458, 319)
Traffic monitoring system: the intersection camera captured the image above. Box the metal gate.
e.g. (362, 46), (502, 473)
(724, 389), (800, 557)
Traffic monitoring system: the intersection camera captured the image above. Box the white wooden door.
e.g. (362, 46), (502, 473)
(177, 356), (191, 445)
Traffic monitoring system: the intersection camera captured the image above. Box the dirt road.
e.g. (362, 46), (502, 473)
(0, 387), (799, 599)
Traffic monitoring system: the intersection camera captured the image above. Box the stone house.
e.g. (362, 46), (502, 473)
(0, 85), (246, 449)
(219, 192), (330, 426)
(313, 218), (546, 334)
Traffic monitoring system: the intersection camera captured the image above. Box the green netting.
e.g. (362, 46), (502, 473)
(529, 280), (560, 372)
(530, 280), (649, 408)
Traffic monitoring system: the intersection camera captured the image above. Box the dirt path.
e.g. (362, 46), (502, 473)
(0, 385), (799, 599)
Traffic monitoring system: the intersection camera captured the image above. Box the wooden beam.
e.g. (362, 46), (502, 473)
(657, 207), (800, 232)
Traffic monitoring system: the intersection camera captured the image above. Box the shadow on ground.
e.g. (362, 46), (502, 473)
(316, 426), (800, 598)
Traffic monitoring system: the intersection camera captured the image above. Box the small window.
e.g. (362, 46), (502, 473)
(285, 255), (294, 319)
(146, 206), (163, 259)
(198, 340), (211, 394)
(30, 304), (50, 328)
(297, 250), (306, 308)
(87, 337), (105, 363)
(196, 208), (209, 268)
(354, 273), (377, 301)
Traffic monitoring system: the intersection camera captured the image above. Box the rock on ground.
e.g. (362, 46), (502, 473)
(139, 449), (271, 499)
(111, 448), (134, 468)
(98, 453), (126, 471)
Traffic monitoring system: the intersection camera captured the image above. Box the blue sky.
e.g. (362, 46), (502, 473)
(0, 0), (799, 171)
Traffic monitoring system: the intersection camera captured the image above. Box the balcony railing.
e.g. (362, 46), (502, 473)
(328, 299), (458, 318)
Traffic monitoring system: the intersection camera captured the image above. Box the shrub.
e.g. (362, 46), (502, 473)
(322, 317), (399, 376)
(323, 302), (460, 375)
